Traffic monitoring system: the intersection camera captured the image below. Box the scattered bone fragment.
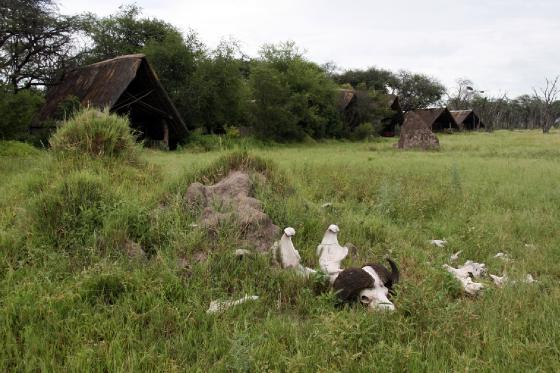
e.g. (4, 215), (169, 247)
(450, 250), (462, 262)
(490, 274), (507, 287)
(494, 252), (512, 262)
(321, 202), (333, 208)
(317, 224), (348, 284)
(234, 249), (252, 258)
(430, 239), (447, 248)
(443, 261), (486, 295)
(524, 274), (536, 284)
(271, 227), (316, 277)
(206, 295), (259, 314)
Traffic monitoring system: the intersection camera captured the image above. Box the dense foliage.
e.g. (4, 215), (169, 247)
(0, 2), (558, 142)
(0, 87), (44, 140)
(249, 42), (340, 141)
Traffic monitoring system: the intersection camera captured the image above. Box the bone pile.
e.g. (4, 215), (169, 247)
(443, 261), (487, 295)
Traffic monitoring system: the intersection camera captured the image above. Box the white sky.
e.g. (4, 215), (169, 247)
(58, 0), (560, 97)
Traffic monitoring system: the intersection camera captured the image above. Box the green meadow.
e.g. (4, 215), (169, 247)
(1, 130), (560, 371)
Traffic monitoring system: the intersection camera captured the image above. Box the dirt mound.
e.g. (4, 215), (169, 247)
(185, 171), (280, 251)
(396, 112), (440, 150)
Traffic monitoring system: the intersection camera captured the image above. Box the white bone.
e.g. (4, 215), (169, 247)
(234, 249), (252, 258)
(206, 295), (259, 314)
(317, 224), (348, 283)
(361, 266), (395, 311)
(494, 252), (512, 261)
(271, 227), (316, 277)
(450, 250), (462, 262)
(490, 274), (507, 287)
(443, 261), (486, 295)
(430, 239), (447, 248)
(524, 274), (536, 283)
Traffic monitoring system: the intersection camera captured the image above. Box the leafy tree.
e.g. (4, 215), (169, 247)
(334, 67), (397, 93)
(0, 0), (80, 92)
(192, 40), (250, 133)
(142, 30), (205, 129)
(81, 4), (178, 62)
(249, 42), (340, 141)
(392, 70), (446, 111)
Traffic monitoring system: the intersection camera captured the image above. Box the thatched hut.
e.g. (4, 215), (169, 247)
(336, 89), (404, 136)
(409, 108), (458, 132)
(396, 111), (439, 150)
(32, 54), (188, 149)
(450, 110), (485, 130)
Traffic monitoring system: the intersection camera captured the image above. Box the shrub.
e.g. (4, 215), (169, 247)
(0, 141), (41, 156)
(30, 170), (116, 249)
(352, 122), (376, 140)
(49, 108), (138, 159)
(0, 88), (44, 141)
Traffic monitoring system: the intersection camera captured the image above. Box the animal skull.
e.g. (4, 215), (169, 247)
(333, 259), (400, 311)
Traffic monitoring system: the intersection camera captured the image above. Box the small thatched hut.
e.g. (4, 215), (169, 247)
(408, 108), (458, 132)
(32, 54), (188, 149)
(396, 111), (439, 150)
(336, 89), (404, 136)
(450, 110), (485, 130)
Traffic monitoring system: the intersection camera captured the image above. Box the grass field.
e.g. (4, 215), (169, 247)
(1, 131), (560, 371)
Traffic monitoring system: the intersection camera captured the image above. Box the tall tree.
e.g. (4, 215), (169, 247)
(392, 70), (446, 111)
(81, 4), (178, 62)
(0, 0), (80, 92)
(250, 41), (339, 141)
(533, 77), (559, 133)
(334, 66), (397, 93)
(192, 40), (250, 133)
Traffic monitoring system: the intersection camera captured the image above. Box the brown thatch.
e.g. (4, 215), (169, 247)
(396, 111), (439, 150)
(32, 54), (188, 149)
(336, 89), (403, 136)
(409, 108), (458, 132)
(450, 110), (485, 130)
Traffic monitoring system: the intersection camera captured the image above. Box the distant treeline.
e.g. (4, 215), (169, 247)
(1, 1), (559, 143)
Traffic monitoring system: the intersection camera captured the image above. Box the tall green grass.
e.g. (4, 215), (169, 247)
(1, 130), (560, 371)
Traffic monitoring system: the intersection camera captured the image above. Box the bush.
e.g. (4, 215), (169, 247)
(352, 123), (376, 140)
(30, 170), (116, 249)
(0, 88), (44, 141)
(49, 108), (138, 160)
(0, 141), (41, 156)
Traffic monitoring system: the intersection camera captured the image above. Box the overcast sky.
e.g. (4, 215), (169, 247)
(58, 0), (560, 97)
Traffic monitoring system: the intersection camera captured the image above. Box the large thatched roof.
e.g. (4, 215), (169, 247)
(450, 110), (485, 130)
(33, 54), (188, 147)
(406, 108), (458, 132)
